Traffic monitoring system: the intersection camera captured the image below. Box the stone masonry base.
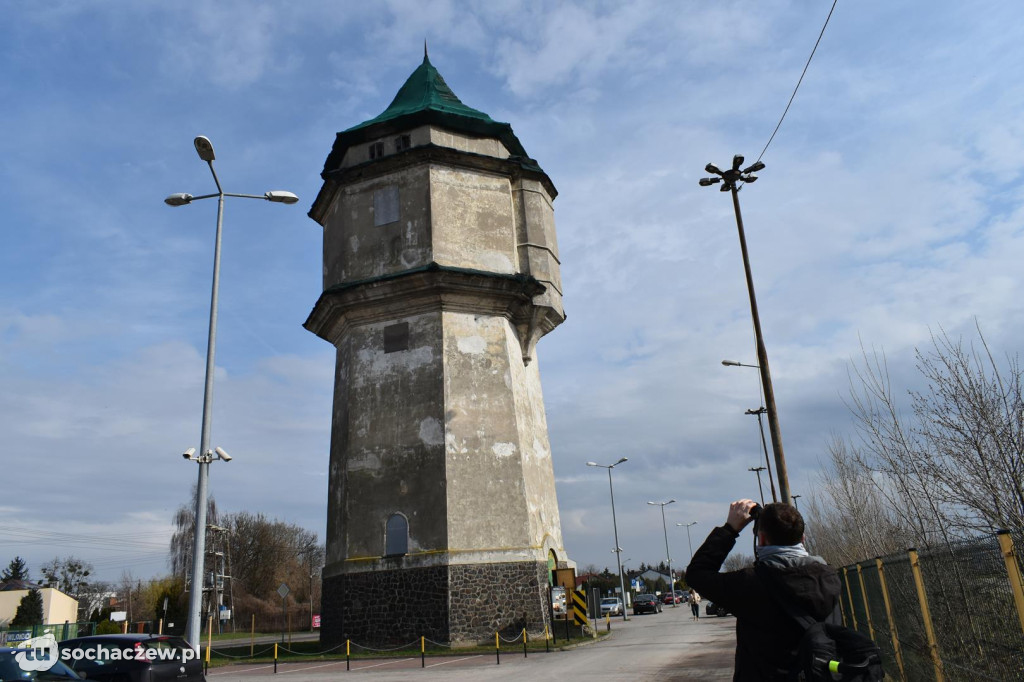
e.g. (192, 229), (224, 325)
(320, 560), (551, 646)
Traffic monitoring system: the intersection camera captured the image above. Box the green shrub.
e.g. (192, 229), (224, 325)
(96, 620), (122, 635)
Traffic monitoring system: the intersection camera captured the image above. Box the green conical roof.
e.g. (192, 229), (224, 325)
(350, 54), (496, 131)
(320, 54), (538, 175)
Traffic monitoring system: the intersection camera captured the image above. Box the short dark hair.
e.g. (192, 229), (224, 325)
(759, 503), (804, 546)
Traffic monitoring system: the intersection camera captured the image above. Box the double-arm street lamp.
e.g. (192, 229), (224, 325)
(749, 466), (767, 506)
(676, 521), (697, 563)
(587, 458), (629, 620)
(166, 136), (298, 649)
(647, 500), (676, 605)
(701, 157), (791, 504)
(722, 360), (778, 504)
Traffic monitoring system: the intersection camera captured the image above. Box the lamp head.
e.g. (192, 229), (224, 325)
(265, 191), (299, 204)
(705, 163), (722, 175)
(699, 177), (721, 187)
(743, 161), (766, 174)
(194, 136), (216, 162)
(586, 461), (598, 467)
(164, 193), (193, 207)
(614, 456), (628, 465)
(732, 154), (744, 171)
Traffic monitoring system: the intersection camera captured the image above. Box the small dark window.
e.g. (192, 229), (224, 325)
(373, 186), (399, 226)
(395, 135), (411, 152)
(385, 514), (409, 556)
(369, 141), (385, 160)
(384, 322), (409, 353)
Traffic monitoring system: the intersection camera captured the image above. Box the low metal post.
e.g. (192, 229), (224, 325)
(545, 625), (550, 653)
(273, 642), (277, 674)
(875, 558), (905, 682)
(421, 635), (425, 668)
(908, 548), (944, 682)
(250, 614), (255, 658)
(346, 639), (350, 671)
(523, 628), (527, 658)
(997, 530), (1024, 635)
(495, 632), (500, 665)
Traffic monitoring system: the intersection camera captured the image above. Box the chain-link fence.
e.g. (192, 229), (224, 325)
(840, 531), (1024, 681)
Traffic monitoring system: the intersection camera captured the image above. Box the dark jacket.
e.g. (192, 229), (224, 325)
(685, 524), (841, 681)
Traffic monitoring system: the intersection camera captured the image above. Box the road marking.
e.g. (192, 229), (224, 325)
(426, 655), (483, 668)
(208, 664), (275, 675)
(279, 660), (350, 674)
(352, 657), (418, 670)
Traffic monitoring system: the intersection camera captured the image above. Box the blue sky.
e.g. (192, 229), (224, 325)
(2, 1), (1024, 582)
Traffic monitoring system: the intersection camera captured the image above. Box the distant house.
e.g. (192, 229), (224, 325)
(638, 569), (671, 590)
(0, 579), (79, 627)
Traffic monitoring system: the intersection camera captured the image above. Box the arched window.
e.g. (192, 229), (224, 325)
(385, 513), (409, 556)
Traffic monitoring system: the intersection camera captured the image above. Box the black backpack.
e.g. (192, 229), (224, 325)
(756, 563), (884, 681)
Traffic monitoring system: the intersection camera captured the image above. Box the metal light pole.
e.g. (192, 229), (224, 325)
(745, 407), (778, 503)
(166, 135), (298, 649)
(677, 522), (697, 563)
(722, 360), (779, 504)
(648, 500), (676, 605)
(791, 494), (801, 511)
(587, 458), (629, 620)
(702, 157), (791, 504)
(749, 466), (767, 506)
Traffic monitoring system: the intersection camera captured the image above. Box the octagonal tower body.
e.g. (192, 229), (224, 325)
(305, 55), (570, 645)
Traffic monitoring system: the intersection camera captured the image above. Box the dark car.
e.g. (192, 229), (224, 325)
(59, 634), (205, 682)
(632, 593), (663, 615)
(705, 601), (730, 617)
(0, 647), (82, 680)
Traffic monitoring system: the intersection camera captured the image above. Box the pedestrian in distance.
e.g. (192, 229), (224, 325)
(685, 499), (842, 681)
(688, 588), (700, 620)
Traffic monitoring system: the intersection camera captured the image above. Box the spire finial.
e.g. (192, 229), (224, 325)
(424, 40), (429, 62)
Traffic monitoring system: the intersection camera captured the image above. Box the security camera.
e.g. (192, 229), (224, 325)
(214, 447), (232, 462)
(182, 447), (196, 460)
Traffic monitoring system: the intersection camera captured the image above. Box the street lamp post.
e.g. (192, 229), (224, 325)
(791, 494), (801, 511)
(744, 407), (778, 503)
(677, 522), (697, 563)
(701, 157), (791, 504)
(648, 500), (676, 605)
(166, 136), (298, 650)
(586, 458), (629, 620)
(748, 466), (767, 506)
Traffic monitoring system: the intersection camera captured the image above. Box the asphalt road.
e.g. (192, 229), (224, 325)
(208, 605), (736, 681)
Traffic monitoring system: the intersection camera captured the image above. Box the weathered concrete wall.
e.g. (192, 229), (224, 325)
(430, 167), (517, 274)
(323, 311), (447, 578)
(322, 166), (432, 288)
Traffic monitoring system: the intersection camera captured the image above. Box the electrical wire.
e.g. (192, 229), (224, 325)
(756, 0), (840, 163)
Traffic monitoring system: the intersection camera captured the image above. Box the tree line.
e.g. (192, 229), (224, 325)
(805, 323), (1024, 565)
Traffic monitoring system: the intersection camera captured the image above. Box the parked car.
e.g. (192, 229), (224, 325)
(661, 591), (682, 605)
(706, 601), (730, 617)
(632, 593), (663, 615)
(600, 597), (623, 616)
(59, 634), (206, 682)
(0, 647), (81, 680)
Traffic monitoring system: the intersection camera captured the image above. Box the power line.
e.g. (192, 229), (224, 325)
(756, 0), (840, 163)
